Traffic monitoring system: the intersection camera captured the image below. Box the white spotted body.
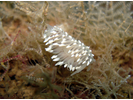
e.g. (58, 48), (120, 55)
(43, 25), (95, 76)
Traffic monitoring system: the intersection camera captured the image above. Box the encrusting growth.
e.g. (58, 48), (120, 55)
(43, 25), (95, 76)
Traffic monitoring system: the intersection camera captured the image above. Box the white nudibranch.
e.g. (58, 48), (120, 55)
(43, 25), (95, 76)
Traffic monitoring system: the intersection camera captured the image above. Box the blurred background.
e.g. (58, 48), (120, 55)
(0, 1), (133, 99)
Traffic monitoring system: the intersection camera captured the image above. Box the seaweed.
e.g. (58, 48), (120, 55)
(0, 1), (133, 99)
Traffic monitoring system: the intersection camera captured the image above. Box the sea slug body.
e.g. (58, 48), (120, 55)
(43, 25), (95, 76)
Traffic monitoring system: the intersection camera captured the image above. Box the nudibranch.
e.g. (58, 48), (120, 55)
(43, 25), (95, 76)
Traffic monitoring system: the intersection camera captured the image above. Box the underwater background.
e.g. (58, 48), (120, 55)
(0, 1), (133, 99)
